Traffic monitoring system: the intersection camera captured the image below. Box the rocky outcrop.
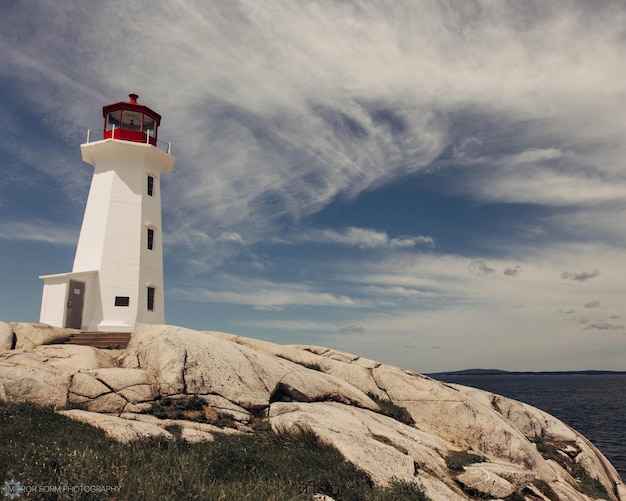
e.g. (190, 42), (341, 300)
(0, 344), (117, 408)
(0, 321), (13, 350)
(129, 325), (377, 411)
(0, 322), (624, 501)
(10, 322), (73, 349)
(68, 368), (157, 414)
(269, 401), (454, 489)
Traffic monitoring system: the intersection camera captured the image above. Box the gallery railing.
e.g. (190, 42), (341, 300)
(84, 126), (172, 155)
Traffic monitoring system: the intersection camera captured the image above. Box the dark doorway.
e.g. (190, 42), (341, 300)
(66, 280), (85, 329)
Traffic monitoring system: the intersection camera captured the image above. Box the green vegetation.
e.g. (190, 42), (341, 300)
(151, 395), (206, 418)
(531, 437), (573, 462)
(572, 464), (610, 499)
(367, 393), (415, 426)
(531, 437), (609, 499)
(150, 395), (237, 428)
(533, 479), (559, 501)
(444, 450), (484, 472)
(0, 401), (431, 500)
(446, 442), (608, 501)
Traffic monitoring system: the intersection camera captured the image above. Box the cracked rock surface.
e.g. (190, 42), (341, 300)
(1, 321), (624, 501)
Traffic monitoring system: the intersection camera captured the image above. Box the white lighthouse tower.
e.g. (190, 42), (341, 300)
(39, 93), (175, 331)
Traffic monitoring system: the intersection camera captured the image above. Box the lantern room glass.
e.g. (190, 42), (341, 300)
(143, 116), (156, 135)
(106, 111), (121, 130)
(121, 111), (142, 131)
(103, 105), (159, 145)
(106, 111), (158, 133)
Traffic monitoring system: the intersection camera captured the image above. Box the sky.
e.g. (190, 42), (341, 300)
(1, 0), (626, 372)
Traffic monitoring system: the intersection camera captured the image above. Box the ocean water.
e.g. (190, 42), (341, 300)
(429, 373), (626, 482)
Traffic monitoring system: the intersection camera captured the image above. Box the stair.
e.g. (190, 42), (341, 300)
(66, 331), (131, 350)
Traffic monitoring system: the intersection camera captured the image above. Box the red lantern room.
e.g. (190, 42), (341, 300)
(103, 93), (161, 146)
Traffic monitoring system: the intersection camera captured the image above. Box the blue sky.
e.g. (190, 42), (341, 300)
(1, 0), (626, 372)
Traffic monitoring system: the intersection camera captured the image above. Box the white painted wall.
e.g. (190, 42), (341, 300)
(137, 173), (165, 324)
(39, 270), (99, 328)
(39, 276), (68, 327)
(76, 139), (174, 331)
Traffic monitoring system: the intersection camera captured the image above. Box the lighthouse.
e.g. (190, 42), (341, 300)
(39, 93), (175, 332)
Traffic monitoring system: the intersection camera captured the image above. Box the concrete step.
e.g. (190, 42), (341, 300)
(66, 332), (131, 350)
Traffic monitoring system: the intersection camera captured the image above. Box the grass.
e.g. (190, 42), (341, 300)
(446, 441), (609, 501)
(0, 401), (431, 500)
(531, 437), (609, 499)
(150, 396), (238, 428)
(533, 479), (559, 501)
(367, 393), (415, 426)
(444, 450), (484, 472)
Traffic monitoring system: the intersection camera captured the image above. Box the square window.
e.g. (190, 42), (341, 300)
(147, 228), (154, 250)
(147, 287), (155, 311)
(147, 175), (154, 196)
(115, 296), (130, 307)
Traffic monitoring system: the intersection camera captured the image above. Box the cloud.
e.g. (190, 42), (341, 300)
(545, 205), (626, 248)
(340, 324), (365, 333)
(238, 319), (338, 332)
(0, 221), (78, 246)
(3, 0), (626, 250)
(469, 259), (496, 277)
(503, 265), (522, 277)
(171, 277), (357, 310)
(584, 321), (625, 331)
(506, 148), (564, 166)
(584, 301), (601, 309)
(561, 270), (600, 282)
(299, 227), (433, 249)
(216, 232), (244, 245)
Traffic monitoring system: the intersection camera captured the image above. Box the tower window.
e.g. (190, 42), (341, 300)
(147, 175), (154, 196)
(147, 228), (154, 250)
(115, 296), (130, 307)
(147, 287), (155, 311)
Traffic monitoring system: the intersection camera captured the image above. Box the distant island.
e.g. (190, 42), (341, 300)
(428, 368), (626, 377)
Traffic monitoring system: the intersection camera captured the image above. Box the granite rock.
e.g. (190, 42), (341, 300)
(11, 322), (73, 349)
(0, 322), (623, 501)
(0, 321), (13, 351)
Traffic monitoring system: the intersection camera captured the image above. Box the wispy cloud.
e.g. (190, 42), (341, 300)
(504, 265), (522, 277)
(469, 259), (497, 277)
(340, 324), (365, 334)
(584, 300), (601, 309)
(3, 1), (626, 248)
(0, 221), (77, 246)
(561, 270), (600, 282)
(585, 321), (625, 331)
(296, 227), (433, 249)
(170, 276), (357, 310)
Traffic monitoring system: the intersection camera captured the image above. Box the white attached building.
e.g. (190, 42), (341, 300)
(39, 93), (175, 331)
